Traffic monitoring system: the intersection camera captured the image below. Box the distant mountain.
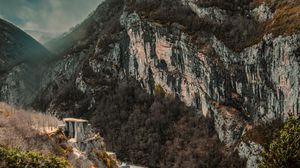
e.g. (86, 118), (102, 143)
(0, 19), (51, 72)
(24, 29), (58, 44)
(0, 18), (52, 105)
(44, 10), (98, 55)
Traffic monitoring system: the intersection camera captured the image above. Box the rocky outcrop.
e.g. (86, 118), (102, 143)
(0, 63), (48, 106)
(183, 0), (227, 25)
(238, 141), (263, 168)
(251, 3), (273, 22)
(62, 118), (109, 168)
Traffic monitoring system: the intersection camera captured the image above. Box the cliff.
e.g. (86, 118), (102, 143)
(0, 0), (299, 167)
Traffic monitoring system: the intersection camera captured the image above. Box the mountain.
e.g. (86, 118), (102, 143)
(0, 18), (52, 105)
(1, 0), (300, 167)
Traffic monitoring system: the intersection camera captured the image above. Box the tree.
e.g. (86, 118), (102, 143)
(259, 115), (300, 168)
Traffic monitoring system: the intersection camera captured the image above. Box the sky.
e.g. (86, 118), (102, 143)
(0, 0), (102, 43)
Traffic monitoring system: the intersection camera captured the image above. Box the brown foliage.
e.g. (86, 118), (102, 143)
(127, 0), (263, 52)
(264, 2), (300, 37)
(243, 119), (284, 149)
(195, 0), (259, 11)
(0, 103), (66, 156)
(85, 79), (245, 167)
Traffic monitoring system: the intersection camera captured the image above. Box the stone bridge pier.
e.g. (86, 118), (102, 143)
(63, 118), (91, 142)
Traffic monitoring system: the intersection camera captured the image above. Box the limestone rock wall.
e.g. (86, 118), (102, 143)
(117, 12), (300, 122)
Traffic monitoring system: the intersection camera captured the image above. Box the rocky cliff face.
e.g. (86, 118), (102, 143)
(98, 8), (299, 167)
(1, 0), (299, 167)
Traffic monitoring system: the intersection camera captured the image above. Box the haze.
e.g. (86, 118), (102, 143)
(0, 0), (102, 43)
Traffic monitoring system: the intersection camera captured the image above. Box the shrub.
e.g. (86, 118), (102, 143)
(154, 84), (165, 97)
(259, 115), (300, 168)
(0, 146), (69, 168)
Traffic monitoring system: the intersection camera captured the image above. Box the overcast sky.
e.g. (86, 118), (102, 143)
(0, 0), (102, 42)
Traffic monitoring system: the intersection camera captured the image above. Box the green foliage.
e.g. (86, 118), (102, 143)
(0, 146), (69, 168)
(154, 84), (165, 97)
(259, 115), (300, 168)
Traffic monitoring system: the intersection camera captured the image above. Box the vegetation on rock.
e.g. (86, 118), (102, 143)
(243, 119), (284, 149)
(0, 103), (77, 167)
(265, 1), (300, 37)
(125, 0), (300, 52)
(259, 115), (300, 168)
(126, 0), (262, 52)
(0, 103), (65, 155)
(154, 84), (165, 97)
(44, 74), (246, 167)
(97, 151), (119, 168)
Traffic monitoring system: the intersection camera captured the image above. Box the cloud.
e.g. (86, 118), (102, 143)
(22, 21), (39, 31)
(0, 0), (102, 42)
(0, 11), (7, 20)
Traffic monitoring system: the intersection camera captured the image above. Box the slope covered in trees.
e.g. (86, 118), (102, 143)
(39, 76), (246, 167)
